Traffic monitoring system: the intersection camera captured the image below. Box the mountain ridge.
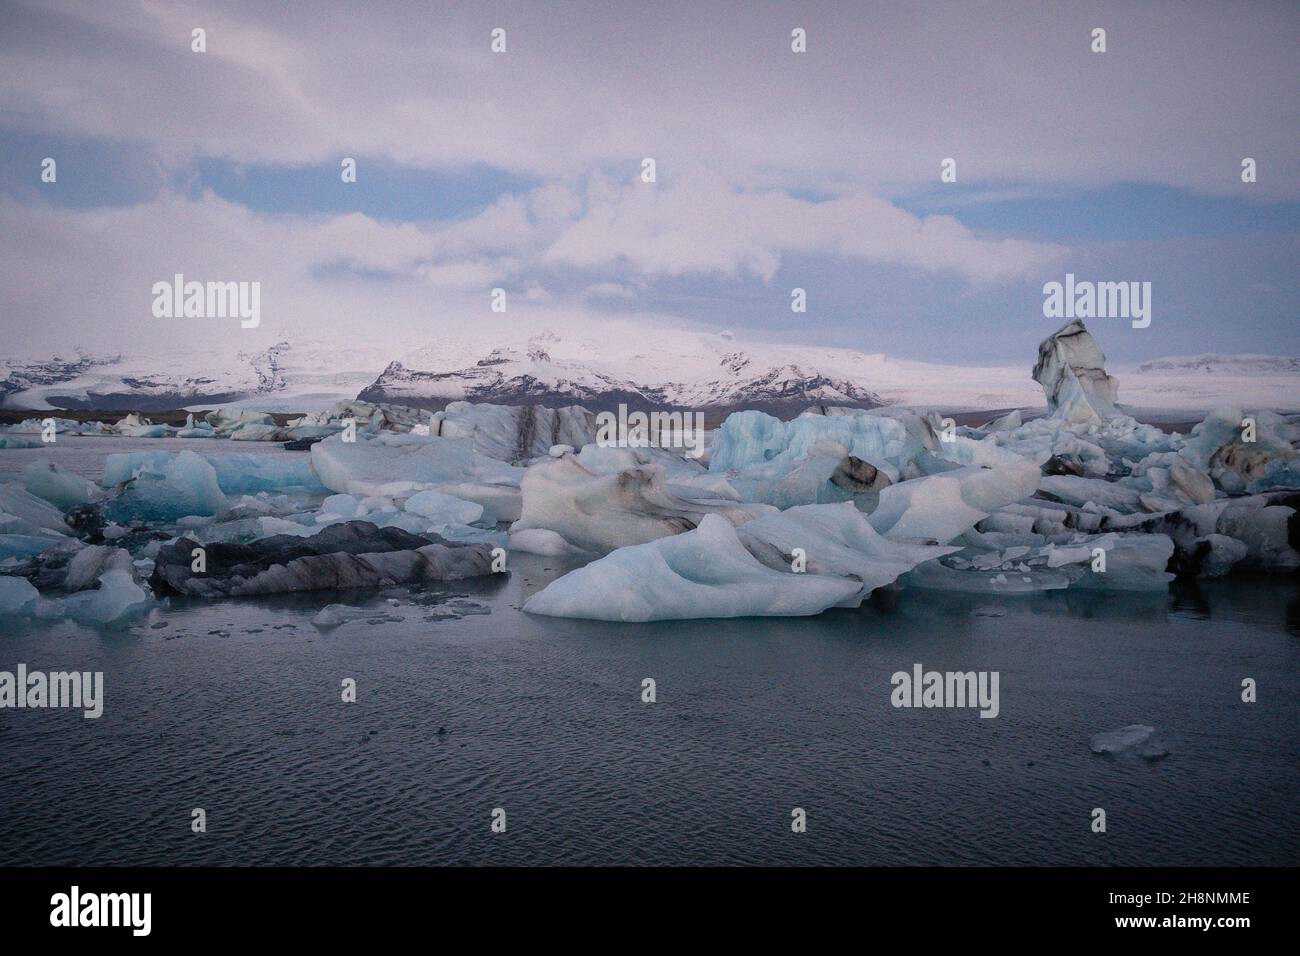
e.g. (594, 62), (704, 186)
(2, 329), (1295, 416)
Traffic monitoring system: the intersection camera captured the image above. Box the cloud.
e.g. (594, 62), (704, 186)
(1, 0), (1295, 197)
(542, 170), (1064, 283)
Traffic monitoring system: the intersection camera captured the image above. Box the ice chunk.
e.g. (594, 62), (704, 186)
(524, 514), (862, 622)
(574, 442), (706, 482)
(194, 516), (316, 545)
(510, 453), (772, 556)
(436, 401), (596, 463)
(20, 461), (103, 510)
(105, 450), (229, 522)
(0, 534), (64, 561)
(102, 450), (173, 487)
(508, 527), (588, 556)
(710, 408), (914, 480)
(1033, 320), (1119, 422)
(310, 431), (522, 498)
(1194, 534), (1249, 577)
(174, 413), (216, 438)
(310, 603), (399, 630)
(203, 409), (276, 437)
(320, 493), (361, 518)
(228, 422), (288, 441)
(149, 520), (498, 598)
(290, 399), (429, 435)
(869, 464), (1039, 544)
(402, 490), (485, 526)
(1067, 534), (1175, 591)
(59, 567), (151, 626)
(1214, 501), (1297, 571)
(736, 502), (957, 604)
(1180, 407), (1298, 494)
(903, 559), (1072, 592)
(1039, 475), (1145, 512)
(0, 483), (72, 534)
(205, 454), (327, 495)
(0, 575), (40, 617)
(719, 439), (876, 508)
(1248, 458), (1300, 493)
(1089, 725), (1168, 759)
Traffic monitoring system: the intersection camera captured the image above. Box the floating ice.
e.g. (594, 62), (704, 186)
(310, 432), (523, 518)
(736, 502), (957, 604)
(59, 567), (151, 627)
(1179, 407), (1298, 494)
(310, 603), (400, 630)
(0, 483), (72, 534)
(710, 408), (914, 482)
(0, 575), (40, 617)
(204, 409), (276, 437)
(229, 422), (287, 442)
(105, 450), (229, 523)
(402, 489), (484, 526)
(508, 527), (588, 556)
(150, 520), (499, 598)
(1034, 320), (1120, 422)
(1089, 724), (1168, 759)
(869, 464), (1040, 544)
(435, 401), (596, 463)
(524, 513), (862, 622)
(204, 454), (327, 496)
(20, 461), (103, 510)
(510, 453), (772, 556)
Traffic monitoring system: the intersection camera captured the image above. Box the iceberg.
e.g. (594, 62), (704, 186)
(59, 567), (151, 626)
(309, 432), (523, 522)
(149, 520), (499, 598)
(401, 489), (485, 526)
(0, 483), (73, 534)
(435, 401), (596, 463)
(509, 453), (772, 556)
(1089, 724), (1168, 759)
(21, 461), (104, 510)
(1033, 319), (1120, 422)
(1179, 407), (1298, 494)
(104, 450), (229, 523)
(0, 575), (40, 617)
(736, 502), (957, 604)
(869, 464), (1040, 544)
(524, 514), (862, 622)
(204, 454), (327, 496)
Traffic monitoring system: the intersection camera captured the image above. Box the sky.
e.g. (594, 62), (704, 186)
(0, 0), (1296, 367)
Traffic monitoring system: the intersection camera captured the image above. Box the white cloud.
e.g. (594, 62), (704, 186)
(1, 0), (1295, 197)
(542, 170), (1064, 283)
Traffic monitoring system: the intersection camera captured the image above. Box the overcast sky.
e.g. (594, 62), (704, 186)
(1, 0), (1296, 365)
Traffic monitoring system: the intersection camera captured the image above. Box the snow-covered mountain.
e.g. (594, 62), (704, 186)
(356, 329), (897, 418)
(0, 341), (393, 413)
(2, 330), (1296, 417)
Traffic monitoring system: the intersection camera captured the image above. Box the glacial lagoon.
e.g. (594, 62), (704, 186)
(0, 437), (1295, 866)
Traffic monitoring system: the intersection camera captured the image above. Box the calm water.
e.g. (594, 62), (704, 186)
(0, 437), (1297, 866)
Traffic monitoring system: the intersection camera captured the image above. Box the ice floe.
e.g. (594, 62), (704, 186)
(509, 452), (772, 556)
